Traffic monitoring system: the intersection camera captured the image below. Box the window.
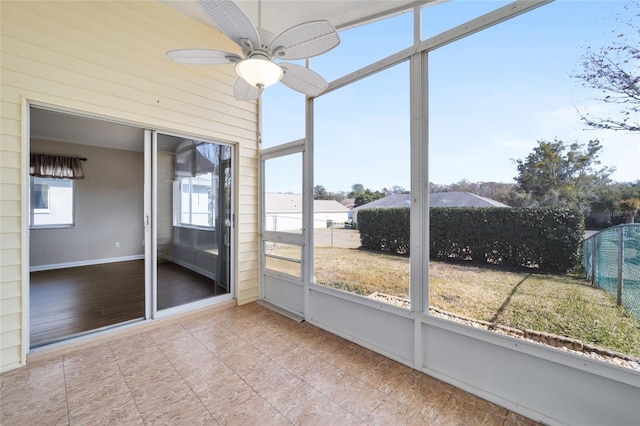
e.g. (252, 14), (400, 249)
(30, 177), (74, 227)
(33, 180), (49, 211)
(314, 61), (411, 307)
(427, 2), (640, 364)
(178, 173), (215, 228)
(174, 142), (227, 230)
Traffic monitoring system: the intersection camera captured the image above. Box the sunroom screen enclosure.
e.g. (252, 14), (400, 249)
(259, 2), (640, 425)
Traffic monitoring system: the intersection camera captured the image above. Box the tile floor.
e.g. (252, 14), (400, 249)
(1, 303), (540, 425)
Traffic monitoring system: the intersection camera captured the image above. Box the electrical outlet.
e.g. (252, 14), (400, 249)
(115, 242), (120, 248)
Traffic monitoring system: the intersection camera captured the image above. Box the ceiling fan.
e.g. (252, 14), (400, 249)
(167, 0), (340, 101)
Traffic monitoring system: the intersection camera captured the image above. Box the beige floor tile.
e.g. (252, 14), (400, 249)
(263, 376), (315, 415)
(504, 411), (542, 425)
(336, 350), (382, 381)
(193, 329), (238, 354)
(142, 402), (215, 426)
(109, 332), (162, 367)
(1, 392), (69, 426)
(433, 395), (507, 426)
(1, 356), (65, 399)
(129, 374), (199, 417)
(175, 352), (230, 386)
(451, 388), (508, 418)
(325, 374), (387, 420)
(64, 354), (122, 387)
(268, 381), (359, 425)
(298, 359), (349, 395)
(66, 375), (131, 411)
(365, 396), (430, 425)
(1, 303), (541, 426)
(242, 358), (297, 394)
(217, 342), (270, 376)
(68, 391), (143, 426)
(253, 333), (299, 359)
(231, 322), (272, 343)
(192, 371), (255, 413)
(356, 360), (412, 394)
(212, 392), (289, 425)
(147, 323), (190, 343)
(269, 344), (318, 376)
(119, 352), (176, 384)
(388, 371), (454, 408)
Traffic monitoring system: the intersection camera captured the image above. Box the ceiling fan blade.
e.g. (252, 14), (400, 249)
(280, 63), (328, 97)
(167, 49), (242, 64)
(196, 0), (260, 51)
(270, 20), (340, 60)
(234, 77), (262, 101)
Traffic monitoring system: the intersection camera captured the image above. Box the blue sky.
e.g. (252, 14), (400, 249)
(263, 1), (639, 194)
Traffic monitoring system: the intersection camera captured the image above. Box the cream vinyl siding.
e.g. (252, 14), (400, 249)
(0, 1), (259, 371)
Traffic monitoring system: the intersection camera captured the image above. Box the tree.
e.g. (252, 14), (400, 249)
(354, 188), (384, 207)
(619, 198), (640, 223)
(513, 139), (614, 210)
(313, 185), (329, 200)
(572, 2), (640, 132)
(348, 183), (365, 198)
(389, 185), (408, 194)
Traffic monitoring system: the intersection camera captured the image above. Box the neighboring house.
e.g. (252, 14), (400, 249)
(265, 193), (349, 231)
(340, 197), (356, 209)
(430, 191), (510, 208)
(350, 192), (508, 222)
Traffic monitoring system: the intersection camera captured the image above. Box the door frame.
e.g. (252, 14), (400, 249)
(23, 102), (238, 351)
(151, 130), (236, 319)
(259, 139), (306, 315)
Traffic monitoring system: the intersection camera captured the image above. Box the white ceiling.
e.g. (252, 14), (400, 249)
(160, 0), (435, 35)
(30, 108), (145, 152)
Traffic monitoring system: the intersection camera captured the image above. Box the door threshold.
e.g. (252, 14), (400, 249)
(30, 317), (145, 351)
(27, 300), (236, 359)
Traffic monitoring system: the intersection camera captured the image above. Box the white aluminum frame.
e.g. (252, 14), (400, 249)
(23, 108), (237, 355)
(258, 1), (640, 424)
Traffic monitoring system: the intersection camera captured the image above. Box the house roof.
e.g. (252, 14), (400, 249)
(352, 192), (509, 211)
(266, 193), (349, 213)
(351, 194), (411, 212)
(430, 192), (510, 208)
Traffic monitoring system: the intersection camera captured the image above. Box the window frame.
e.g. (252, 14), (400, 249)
(29, 176), (76, 229)
(175, 172), (216, 230)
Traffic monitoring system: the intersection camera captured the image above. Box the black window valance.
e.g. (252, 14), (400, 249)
(30, 154), (85, 179)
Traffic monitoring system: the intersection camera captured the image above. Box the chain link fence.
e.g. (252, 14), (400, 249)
(583, 224), (640, 320)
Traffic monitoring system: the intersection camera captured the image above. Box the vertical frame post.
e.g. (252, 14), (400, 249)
(617, 226), (624, 306)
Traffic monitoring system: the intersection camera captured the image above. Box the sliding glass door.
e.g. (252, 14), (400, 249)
(153, 132), (233, 315)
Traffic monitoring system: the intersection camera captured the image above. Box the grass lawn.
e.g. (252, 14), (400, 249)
(314, 246), (640, 358)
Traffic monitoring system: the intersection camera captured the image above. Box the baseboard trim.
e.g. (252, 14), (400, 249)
(258, 299), (304, 323)
(160, 256), (217, 281)
(30, 255), (145, 272)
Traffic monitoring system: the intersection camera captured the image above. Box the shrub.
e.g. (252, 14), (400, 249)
(358, 208), (410, 255)
(358, 206), (584, 272)
(430, 207), (584, 272)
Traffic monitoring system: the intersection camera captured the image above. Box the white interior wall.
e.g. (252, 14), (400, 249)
(29, 139), (144, 268)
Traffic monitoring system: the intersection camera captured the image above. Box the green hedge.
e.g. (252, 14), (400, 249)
(358, 208), (410, 255)
(358, 207), (584, 272)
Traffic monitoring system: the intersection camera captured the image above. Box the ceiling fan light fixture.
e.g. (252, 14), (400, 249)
(236, 55), (283, 88)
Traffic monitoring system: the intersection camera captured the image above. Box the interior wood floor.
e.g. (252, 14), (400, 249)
(30, 260), (223, 348)
(156, 261), (224, 310)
